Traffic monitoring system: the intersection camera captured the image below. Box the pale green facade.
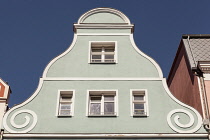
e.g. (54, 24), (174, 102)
(2, 7), (207, 140)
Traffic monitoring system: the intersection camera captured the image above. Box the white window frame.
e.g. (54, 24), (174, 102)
(88, 41), (118, 64)
(130, 89), (149, 117)
(86, 90), (118, 116)
(56, 90), (75, 117)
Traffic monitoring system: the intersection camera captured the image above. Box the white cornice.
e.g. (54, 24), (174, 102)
(43, 77), (163, 81)
(3, 133), (208, 138)
(74, 24), (134, 29)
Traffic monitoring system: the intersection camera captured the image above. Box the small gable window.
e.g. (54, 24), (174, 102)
(57, 91), (74, 116)
(90, 42), (116, 63)
(131, 90), (148, 117)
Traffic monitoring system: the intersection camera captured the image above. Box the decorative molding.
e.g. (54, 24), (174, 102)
(43, 77), (163, 81)
(162, 79), (202, 133)
(3, 79), (43, 133)
(129, 35), (163, 78)
(3, 133), (208, 138)
(74, 24), (133, 29)
(3, 109), (37, 133)
(77, 8), (131, 24)
(167, 109), (198, 133)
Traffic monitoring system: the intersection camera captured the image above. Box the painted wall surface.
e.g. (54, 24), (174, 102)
(0, 79), (10, 129)
(46, 35), (159, 78)
(3, 80), (204, 133)
(2, 8), (205, 136)
(204, 80), (210, 116)
(167, 42), (202, 116)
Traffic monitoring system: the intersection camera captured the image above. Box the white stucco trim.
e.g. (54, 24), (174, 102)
(3, 79), (43, 133)
(42, 34), (77, 78)
(167, 109), (195, 133)
(3, 133), (208, 138)
(162, 78), (203, 133)
(86, 89), (118, 116)
(129, 35), (163, 78)
(197, 77), (206, 118)
(74, 24), (133, 29)
(204, 74), (210, 80)
(56, 90), (75, 117)
(77, 8), (131, 24)
(130, 89), (149, 117)
(3, 109), (37, 133)
(43, 77), (163, 81)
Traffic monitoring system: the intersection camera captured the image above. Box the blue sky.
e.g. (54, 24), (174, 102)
(1, 0), (210, 106)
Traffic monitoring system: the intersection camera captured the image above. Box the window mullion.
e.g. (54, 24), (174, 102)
(101, 94), (104, 115)
(102, 47), (105, 62)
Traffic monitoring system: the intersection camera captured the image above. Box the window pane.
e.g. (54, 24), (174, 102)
(134, 110), (145, 115)
(90, 96), (101, 102)
(105, 55), (114, 59)
(104, 96), (114, 101)
(60, 110), (71, 115)
(134, 103), (144, 109)
(92, 55), (101, 59)
(60, 104), (71, 110)
(104, 102), (114, 115)
(90, 103), (101, 115)
(134, 95), (144, 101)
(61, 96), (71, 102)
(92, 48), (102, 52)
(105, 48), (114, 52)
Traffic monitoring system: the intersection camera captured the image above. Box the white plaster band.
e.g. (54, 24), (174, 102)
(3, 133), (208, 138)
(43, 77), (163, 81)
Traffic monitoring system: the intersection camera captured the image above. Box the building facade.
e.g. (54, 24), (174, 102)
(167, 34), (210, 130)
(0, 78), (11, 130)
(2, 8), (207, 140)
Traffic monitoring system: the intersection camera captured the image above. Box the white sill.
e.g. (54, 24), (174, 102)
(133, 114), (147, 117)
(90, 62), (116, 64)
(88, 113), (117, 117)
(57, 115), (72, 117)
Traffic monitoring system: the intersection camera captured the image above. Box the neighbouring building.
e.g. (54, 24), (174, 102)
(2, 8), (207, 140)
(167, 34), (210, 130)
(0, 78), (11, 130)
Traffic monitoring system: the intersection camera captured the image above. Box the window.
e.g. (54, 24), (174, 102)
(57, 91), (74, 116)
(131, 90), (148, 116)
(88, 91), (117, 116)
(90, 42), (116, 63)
